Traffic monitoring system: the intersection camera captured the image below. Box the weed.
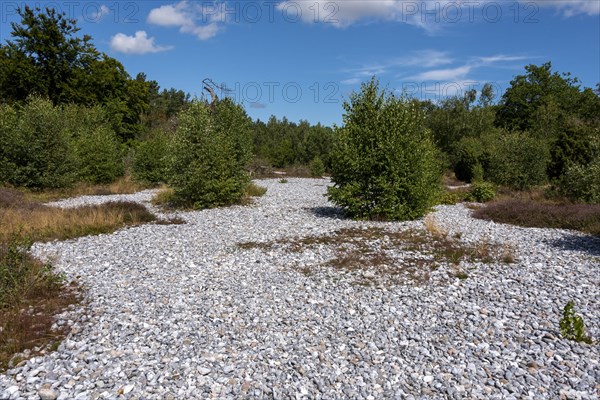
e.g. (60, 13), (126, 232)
(559, 301), (593, 344)
(279, 178), (288, 184)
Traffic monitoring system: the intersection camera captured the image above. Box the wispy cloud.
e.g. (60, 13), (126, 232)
(110, 31), (173, 54)
(341, 78), (362, 85)
(341, 49), (453, 83)
(275, 0), (599, 32)
(147, 1), (222, 40)
(408, 65), (471, 81)
(536, 0), (600, 16)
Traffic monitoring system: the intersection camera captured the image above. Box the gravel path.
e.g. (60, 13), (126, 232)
(1, 178), (599, 399)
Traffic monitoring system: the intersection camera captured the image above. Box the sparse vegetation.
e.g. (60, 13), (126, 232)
(0, 232), (80, 371)
(238, 222), (515, 285)
(559, 301), (593, 344)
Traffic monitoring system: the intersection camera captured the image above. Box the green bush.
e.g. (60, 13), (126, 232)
(64, 105), (125, 185)
(484, 131), (549, 190)
(165, 99), (253, 208)
(558, 157), (600, 204)
(132, 130), (169, 184)
(0, 97), (77, 189)
(466, 181), (496, 203)
(548, 127), (597, 181)
(309, 156), (325, 177)
(453, 136), (485, 183)
(327, 78), (441, 221)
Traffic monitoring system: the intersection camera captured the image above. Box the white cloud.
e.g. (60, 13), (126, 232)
(476, 55), (530, 65)
(537, 0), (600, 16)
(110, 31), (173, 54)
(148, 3), (192, 26)
(341, 78), (361, 85)
(409, 66), (472, 81)
(275, 0), (599, 31)
(84, 4), (110, 21)
(147, 1), (222, 40)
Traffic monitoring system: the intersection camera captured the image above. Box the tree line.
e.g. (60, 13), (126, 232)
(1, 7), (599, 217)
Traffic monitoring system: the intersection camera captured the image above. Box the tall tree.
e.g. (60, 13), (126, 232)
(0, 6), (97, 104)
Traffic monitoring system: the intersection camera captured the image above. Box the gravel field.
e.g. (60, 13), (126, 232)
(1, 178), (599, 400)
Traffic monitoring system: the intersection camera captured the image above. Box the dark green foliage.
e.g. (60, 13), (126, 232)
(132, 130), (170, 184)
(0, 97), (76, 189)
(560, 301), (593, 344)
(548, 126), (597, 180)
(166, 99), (253, 209)
(309, 156), (325, 177)
(0, 97), (124, 189)
(328, 78), (441, 221)
(484, 131), (549, 190)
(427, 85), (496, 157)
(466, 182), (496, 203)
(0, 6), (155, 142)
(558, 156), (600, 204)
(252, 117), (333, 169)
(495, 62), (582, 134)
(453, 136), (485, 183)
(63, 105), (124, 184)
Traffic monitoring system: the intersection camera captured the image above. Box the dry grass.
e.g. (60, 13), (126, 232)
(473, 200), (600, 237)
(21, 177), (148, 203)
(238, 223), (515, 285)
(0, 189), (156, 243)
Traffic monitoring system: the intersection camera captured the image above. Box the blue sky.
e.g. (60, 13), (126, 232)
(1, 1), (599, 126)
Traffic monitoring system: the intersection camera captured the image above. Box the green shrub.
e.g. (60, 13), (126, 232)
(466, 181), (496, 203)
(62, 104), (124, 184)
(437, 190), (464, 205)
(548, 127), (597, 181)
(132, 130), (169, 184)
(327, 78), (441, 221)
(165, 99), (253, 208)
(0, 97), (76, 189)
(558, 157), (600, 204)
(453, 136), (485, 183)
(484, 131), (549, 190)
(309, 156), (325, 177)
